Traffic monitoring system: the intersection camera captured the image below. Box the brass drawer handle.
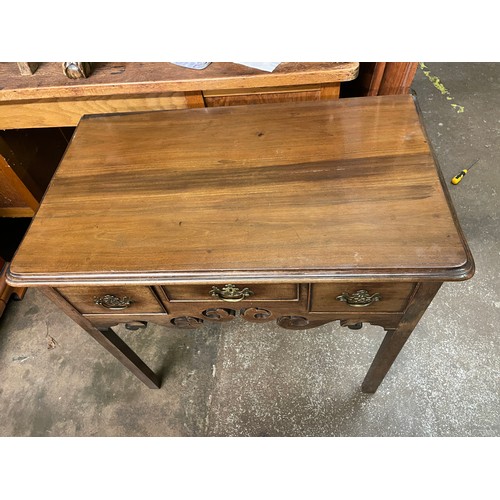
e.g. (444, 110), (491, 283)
(336, 290), (382, 307)
(94, 294), (133, 310)
(209, 284), (254, 302)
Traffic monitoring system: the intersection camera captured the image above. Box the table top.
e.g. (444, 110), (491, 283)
(0, 62), (359, 102)
(8, 95), (474, 286)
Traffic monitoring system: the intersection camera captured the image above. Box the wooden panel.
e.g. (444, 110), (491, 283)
(205, 90), (320, 107)
(7, 96), (473, 286)
(184, 90), (205, 108)
(310, 282), (416, 313)
(378, 63), (419, 95)
(365, 63), (387, 96)
(0, 62), (359, 102)
(319, 83), (341, 99)
(203, 84), (324, 106)
(0, 93), (188, 129)
(56, 286), (165, 314)
(0, 155), (38, 217)
(162, 283), (299, 302)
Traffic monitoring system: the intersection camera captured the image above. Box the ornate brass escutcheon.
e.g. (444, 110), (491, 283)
(336, 289), (382, 307)
(94, 294), (133, 310)
(210, 284), (254, 302)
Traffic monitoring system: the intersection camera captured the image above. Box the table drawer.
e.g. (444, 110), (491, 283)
(161, 283), (299, 303)
(310, 283), (416, 313)
(56, 286), (165, 314)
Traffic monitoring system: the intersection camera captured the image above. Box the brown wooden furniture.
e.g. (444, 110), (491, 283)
(0, 62), (359, 129)
(7, 95), (474, 393)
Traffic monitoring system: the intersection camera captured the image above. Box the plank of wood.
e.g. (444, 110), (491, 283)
(204, 90), (320, 107)
(203, 83), (334, 106)
(202, 84), (321, 97)
(0, 92), (188, 128)
(0, 62), (359, 102)
(7, 96), (473, 286)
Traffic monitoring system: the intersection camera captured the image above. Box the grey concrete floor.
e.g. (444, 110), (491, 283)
(0, 63), (498, 437)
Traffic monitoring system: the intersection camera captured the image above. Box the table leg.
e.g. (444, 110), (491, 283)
(361, 282), (442, 393)
(41, 287), (161, 389)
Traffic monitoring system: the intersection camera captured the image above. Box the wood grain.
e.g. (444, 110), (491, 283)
(0, 62), (359, 102)
(378, 63), (419, 95)
(0, 93), (188, 129)
(7, 95), (473, 286)
(202, 83), (338, 106)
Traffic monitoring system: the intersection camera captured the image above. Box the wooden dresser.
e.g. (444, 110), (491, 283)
(7, 95), (474, 392)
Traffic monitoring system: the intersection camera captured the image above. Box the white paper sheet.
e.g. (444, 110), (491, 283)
(234, 62), (281, 72)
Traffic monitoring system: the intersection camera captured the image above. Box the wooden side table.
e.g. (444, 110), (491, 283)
(7, 95), (474, 393)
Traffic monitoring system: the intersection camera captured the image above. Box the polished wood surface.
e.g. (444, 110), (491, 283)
(8, 95), (472, 286)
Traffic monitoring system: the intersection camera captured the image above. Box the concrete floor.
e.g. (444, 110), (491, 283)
(0, 63), (498, 437)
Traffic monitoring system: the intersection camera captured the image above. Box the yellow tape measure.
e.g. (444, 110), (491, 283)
(451, 159), (479, 185)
